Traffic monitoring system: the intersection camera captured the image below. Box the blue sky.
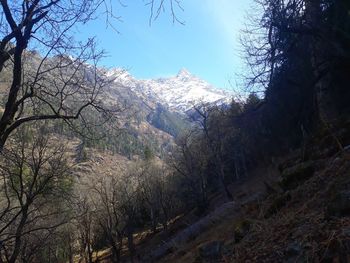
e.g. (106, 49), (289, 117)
(77, 0), (253, 90)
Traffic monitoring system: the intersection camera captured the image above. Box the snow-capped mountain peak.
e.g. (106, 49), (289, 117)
(106, 68), (234, 113)
(176, 68), (193, 81)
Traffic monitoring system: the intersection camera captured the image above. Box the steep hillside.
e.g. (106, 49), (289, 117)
(81, 66), (234, 159)
(0, 53), (233, 161)
(125, 122), (350, 263)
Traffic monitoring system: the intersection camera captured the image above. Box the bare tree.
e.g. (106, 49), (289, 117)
(171, 131), (210, 213)
(92, 175), (127, 263)
(90, 169), (145, 263)
(74, 196), (95, 263)
(0, 0), (183, 149)
(132, 159), (176, 232)
(147, 0), (184, 25)
(0, 1), (116, 148)
(18, 224), (75, 263)
(131, 161), (160, 233)
(0, 127), (74, 263)
(193, 105), (234, 201)
(117, 175), (139, 263)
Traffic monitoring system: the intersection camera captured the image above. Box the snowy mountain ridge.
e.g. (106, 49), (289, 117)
(106, 68), (234, 113)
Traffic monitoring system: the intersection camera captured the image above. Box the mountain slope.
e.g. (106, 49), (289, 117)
(106, 68), (234, 113)
(123, 127), (350, 263)
(92, 67), (234, 158)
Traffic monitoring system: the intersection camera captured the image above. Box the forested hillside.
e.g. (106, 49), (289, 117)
(0, 0), (349, 263)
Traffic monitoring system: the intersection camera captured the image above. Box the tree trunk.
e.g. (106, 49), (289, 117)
(218, 159), (233, 201)
(8, 204), (29, 263)
(68, 235), (74, 263)
(87, 241), (93, 263)
(162, 210), (168, 231)
(234, 155), (240, 180)
(0, 38), (26, 148)
(150, 208), (157, 234)
(110, 241), (120, 263)
(127, 226), (135, 263)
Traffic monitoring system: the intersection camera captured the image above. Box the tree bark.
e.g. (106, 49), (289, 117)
(150, 208), (157, 234)
(218, 157), (233, 201)
(8, 203), (29, 263)
(127, 226), (135, 263)
(110, 240), (120, 263)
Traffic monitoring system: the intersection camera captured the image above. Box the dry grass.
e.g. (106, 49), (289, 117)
(231, 152), (350, 262)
